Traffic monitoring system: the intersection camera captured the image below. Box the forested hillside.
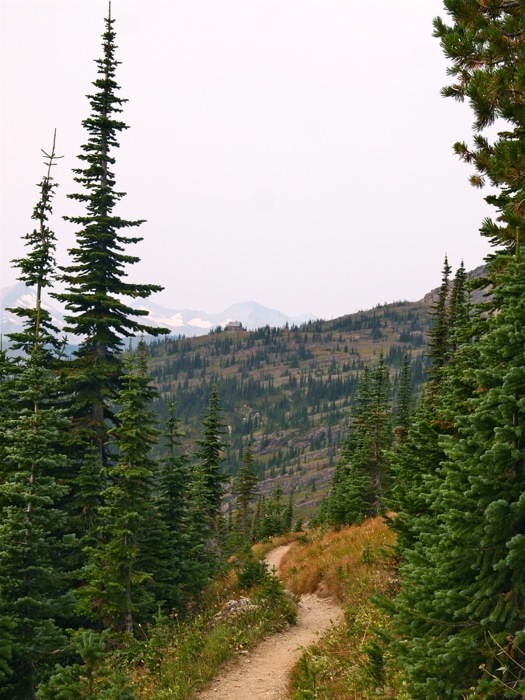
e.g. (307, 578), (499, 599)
(145, 297), (432, 512)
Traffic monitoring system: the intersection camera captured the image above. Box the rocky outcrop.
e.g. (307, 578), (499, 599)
(214, 597), (258, 621)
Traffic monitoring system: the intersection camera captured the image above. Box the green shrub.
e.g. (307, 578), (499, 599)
(237, 553), (269, 588)
(37, 629), (135, 700)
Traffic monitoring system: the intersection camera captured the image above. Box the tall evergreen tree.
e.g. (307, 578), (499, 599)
(324, 357), (392, 526)
(0, 350), (16, 619)
(158, 401), (190, 532)
(0, 356), (72, 699)
(80, 343), (159, 634)
(390, 256), (525, 699)
(183, 454), (220, 596)
(0, 139), (74, 698)
(193, 386), (229, 530)
(323, 366), (371, 526)
(7, 132), (63, 359)
(389, 260), (474, 548)
(387, 4), (525, 696)
(233, 440), (259, 541)
(56, 5), (167, 456)
(152, 401), (191, 612)
(366, 353), (393, 507)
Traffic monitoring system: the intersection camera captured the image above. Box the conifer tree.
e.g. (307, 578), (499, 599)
(447, 260), (470, 355)
(0, 344), (16, 482)
(387, 4), (525, 695)
(324, 367), (372, 526)
(324, 357), (392, 526)
(389, 260), (474, 547)
(0, 139), (74, 698)
(193, 386), (229, 530)
(80, 343), (159, 634)
(233, 440), (259, 541)
(390, 256), (525, 699)
(393, 352), (412, 446)
(7, 132), (63, 359)
(0, 356), (72, 699)
(434, 1), (525, 255)
(183, 456), (219, 595)
(158, 402), (190, 531)
(153, 401), (191, 612)
(259, 485), (288, 539)
(56, 5), (167, 456)
(284, 491), (294, 532)
(0, 348), (15, 683)
(366, 353), (393, 507)
(426, 256), (452, 388)
(36, 628), (135, 700)
(251, 495), (264, 543)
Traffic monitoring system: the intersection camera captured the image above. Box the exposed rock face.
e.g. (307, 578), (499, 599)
(423, 264), (489, 306)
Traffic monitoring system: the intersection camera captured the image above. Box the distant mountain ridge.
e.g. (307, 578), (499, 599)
(0, 282), (315, 341)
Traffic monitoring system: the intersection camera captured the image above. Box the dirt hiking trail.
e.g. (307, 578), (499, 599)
(196, 543), (344, 700)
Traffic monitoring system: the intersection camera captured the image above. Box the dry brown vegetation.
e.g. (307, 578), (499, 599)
(279, 519), (408, 699)
(280, 518), (396, 602)
(251, 531), (304, 561)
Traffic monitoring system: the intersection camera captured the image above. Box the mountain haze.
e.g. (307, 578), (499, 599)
(0, 282), (314, 340)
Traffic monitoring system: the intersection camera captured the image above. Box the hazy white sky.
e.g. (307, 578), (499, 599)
(1, 0), (493, 319)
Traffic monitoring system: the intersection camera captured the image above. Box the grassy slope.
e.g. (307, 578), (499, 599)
(279, 519), (408, 699)
(126, 560), (298, 699)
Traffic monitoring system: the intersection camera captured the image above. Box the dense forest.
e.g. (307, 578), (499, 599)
(2, 1), (525, 698)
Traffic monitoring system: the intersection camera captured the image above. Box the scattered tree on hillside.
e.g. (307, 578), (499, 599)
(233, 440), (259, 541)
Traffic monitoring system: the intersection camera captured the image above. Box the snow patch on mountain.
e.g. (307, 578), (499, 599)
(1, 283), (315, 341)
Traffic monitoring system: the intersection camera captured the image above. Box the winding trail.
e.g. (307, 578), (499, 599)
(195, 544), (344, 700)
